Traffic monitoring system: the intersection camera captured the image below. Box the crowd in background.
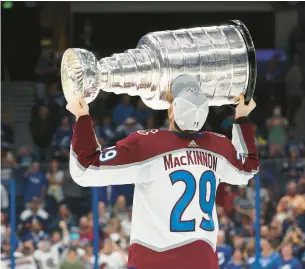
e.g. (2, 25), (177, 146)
(1, 19), (305, 269)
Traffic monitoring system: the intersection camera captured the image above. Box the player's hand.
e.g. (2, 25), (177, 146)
(66, 96), (89, 120)
(235, 94), (256, 119)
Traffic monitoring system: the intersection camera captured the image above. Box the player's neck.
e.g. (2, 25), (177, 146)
(168, 120), (178, 132)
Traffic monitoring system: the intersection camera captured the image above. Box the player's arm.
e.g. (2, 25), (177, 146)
(69, 114), (153, 187)
(219, 96), (259, 185)
(67, 97), (155, 187)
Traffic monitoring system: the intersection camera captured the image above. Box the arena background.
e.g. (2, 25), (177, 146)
(1, 1), (305, 269)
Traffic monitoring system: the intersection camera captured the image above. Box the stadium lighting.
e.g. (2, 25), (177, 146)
(2, 1), (13, 9)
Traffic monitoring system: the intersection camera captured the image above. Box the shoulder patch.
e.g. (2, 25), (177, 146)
(137, 129), (159, 135)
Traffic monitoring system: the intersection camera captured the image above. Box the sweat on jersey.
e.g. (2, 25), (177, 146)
(70, 115), (259, 269)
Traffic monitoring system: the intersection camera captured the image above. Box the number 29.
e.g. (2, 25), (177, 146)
(169, 170), (216, 232)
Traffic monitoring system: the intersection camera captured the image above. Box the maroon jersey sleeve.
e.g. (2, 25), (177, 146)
(69, 115), (155, 187)
(208, 117), (259, 185)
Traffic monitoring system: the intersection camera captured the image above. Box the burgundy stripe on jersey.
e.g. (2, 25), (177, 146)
(128, 241), (219, 269)
(72, 115), (258, 173)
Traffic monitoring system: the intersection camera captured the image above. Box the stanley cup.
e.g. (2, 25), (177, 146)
(61, 20), (256, 110)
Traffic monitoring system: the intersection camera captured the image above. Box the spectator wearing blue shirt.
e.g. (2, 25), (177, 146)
(217, 230), (233, 269)
(112, 95), (135, 125)
(24, 162), (48, 203)
(53, 116), (73, 161)
(250, 239), (280, 269)
(16, 145), (38, 170)
(22, 220), (48, 248)
(99, 115), (117, 146)
(225, 248), (247, 269)
(274, 243), (302, 269)
(132, 99), (153, 126)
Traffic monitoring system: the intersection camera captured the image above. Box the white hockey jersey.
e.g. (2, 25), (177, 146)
(70, 115), (259, 269)
(34, 248), (59, 269)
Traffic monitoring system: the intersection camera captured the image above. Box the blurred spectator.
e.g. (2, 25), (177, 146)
(225, 248), (246, 269)
(60, 248), (85, 269)
(1, 245), (38, 269)
(246, 178), (269, 218)
(98, 186), (118, 207)
(53, 116), (73, 162)
(254, 239), (280, 269)
(0, 213), (9, 245)
(276, 182), (305, 217)
(298, 176), (305, 194)
(24, 162), (48, 204)
(19, 200), (49, 227)
(282, 146), (305, 181)
(49, 82), (66, 108)
(112, 95), (135, 125)
(268, 220), (283, 248)
(133, 99), (153, 126)
(113, 195), (128, 221)
(1, 144), (17, 180)
(34, 239), (60, 269)
(116, 117), (143, 138)
(34, 48), (57, 101)
(62, 168), (83, 216)
(96, 239), (127, 269)
(217, 184), (235, 218)
(285, 54), (303, 126)
(22, 220), (47, 247)
(121, 207), (132, 239)
(217, 230), (233, 269)
(99, 115), (117, 146)
(61, 233), (85, 260)
(104, 218), (128, 251)
(217, 206), (235, 235)
(260, 225), (269, 239)
(1, 184), (9, 213)
(82, 244), (94, 269)
(233, 187), (253, 226)
(281, 225), (305, 257)
(46, 159), (64, 204)
(246, 238), (256, 267)
(78, 217), (94, 246)
(16, 146), (37, 170)
(29, 105), (58, 161)
(57, 205), (77, 231)
(1, 118), (14, 149)
(50, 220), (70, 251)
(98, 202), (110, 230)
(275, 243), (303, 269)
(266, 106), (289, 157)
(253, 125), (268, 158)
(264, 53), (284, 105)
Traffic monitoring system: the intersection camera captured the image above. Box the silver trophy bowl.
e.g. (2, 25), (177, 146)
(61, 20), (256, 110)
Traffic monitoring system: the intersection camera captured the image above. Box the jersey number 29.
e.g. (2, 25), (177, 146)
(169, 170), (216, 232)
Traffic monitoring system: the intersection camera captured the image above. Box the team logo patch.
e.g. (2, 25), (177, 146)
(137, 129), (159, 135)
